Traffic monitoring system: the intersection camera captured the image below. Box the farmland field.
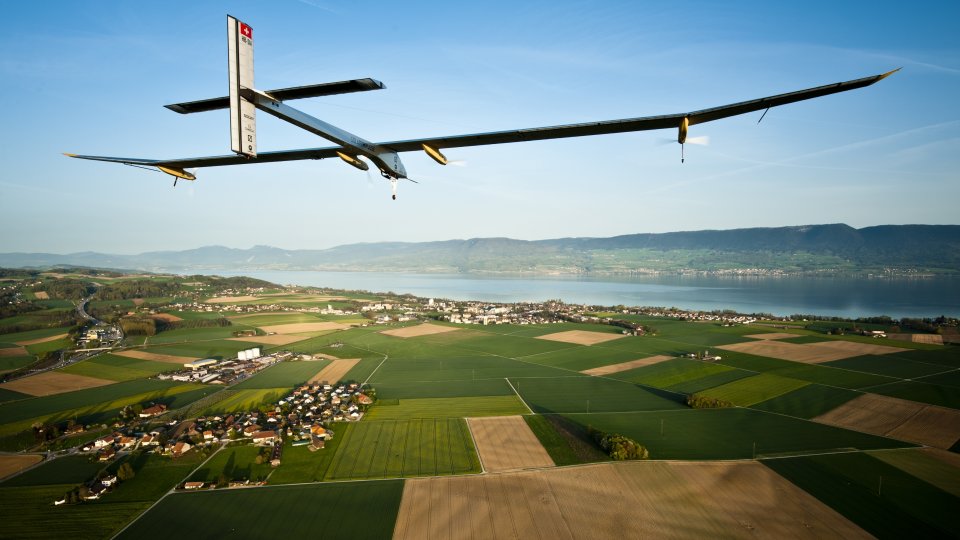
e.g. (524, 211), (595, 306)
(394, 461), (869, 539)
(364, 396), (528, 420)
(117, 479), (404, 540)
(375, 378), (514, 399)
(188, 444), (273, 483)
(867, 380), (960, 409)
(765, 452), (959, 538)
(566, 408), (913, 460)
(696, 373), (810, 407)
(510, 376), (685, 414)
(752, 384), (862, 418)
(467, 416), (553, 472)
(1, 455), (102, 487)
(369, 355), (566, 384)
(325, 418), (479, 479)
(60, 354), (179, 381)
(201, 388), (288, 414)
(231, 360), (330, 389)
(868, 448), (960, 497)
(608, 357), (744, 388)
(267, 435), (345, 484)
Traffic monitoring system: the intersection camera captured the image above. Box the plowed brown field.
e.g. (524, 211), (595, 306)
(467, 416), (554, 472)
(15, 333), (68, 346)
(581, 355), (673, 376)
(259, 322), (348, 334)
(308, 359), (360, 384)
(1, 372), (113, 396)
(815, 393), (960, 449)
(115, 350), (196, 364)
(535, 330), (625, 346)
(229, 335), (311, 346)
(0, 454), (43, 479)
(719, 339), (906, 363)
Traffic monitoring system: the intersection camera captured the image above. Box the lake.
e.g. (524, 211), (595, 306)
(206, 270), (959, 319)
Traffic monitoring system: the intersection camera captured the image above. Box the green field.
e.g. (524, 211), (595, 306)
(0, 386), (31, 403)
(369, 354), (568, 384)
(325, 418), (480, 479)
(267, 434), (346, 484)
(364, 396), (528, 420)
(696, 373), (810, 407)
(565, 408), (914, 460)
(1, 455), (103, 487)
(139, 339), (253, 361)
(188, 444), (273, 483)
(201, 388), (289, 414)
(609, 358), (748, 389)
(117, 479), (404, 540)
(824, 355), (953, 379)
(0, 355), (36, 375)
(0, 380), (198, 430)
(869, 448), (960, 497)
(231, 360), (330, 390)
(0, 327), (73, 345)
(0, 484), (150, 540)
(523, 414), (582, 466)
(509, 376), (686, 414)
(751, 383), (862, 418)
(375, 378), (514, 399)
(765, 452), (959, 538)
(663, 368), (757, 394)
(522, 346), (640, 371)
(60, 354), (179, 381)
(718, 352), (898, 389)
(867, 380), (960, 409)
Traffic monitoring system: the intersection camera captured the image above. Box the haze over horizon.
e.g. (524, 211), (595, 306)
(2, 1), (958, 254)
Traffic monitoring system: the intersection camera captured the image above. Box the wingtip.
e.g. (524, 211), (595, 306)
(879, 67), (902, 80)
(62, 152), (77, 157)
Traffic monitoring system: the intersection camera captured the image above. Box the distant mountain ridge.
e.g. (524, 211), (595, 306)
(3, 224), (959, 275)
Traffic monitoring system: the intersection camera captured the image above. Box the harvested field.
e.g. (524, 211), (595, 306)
(150, 313), (183, 322)
(15, 333), (68, 346)
(393, 461), (868, 540)
(0, 346), (28, 357)
(308, 359), (360, 384)
(889, 333), (944, 345)
(0, 454), (42, 479)
(32, 291), (49, 300)
(815, 393), (960, 449)
(228, 334), (310, 346)
(535, 330), (625, 346)
(114, 349), (196, 364)
(381, 324), (461, 339)
(1, 372), (113, 396)
(885, 406), (960, 449)
(581, 355), (672, 376)
(204, 295), (260, 303)
(259, 322), (348, 334)
(718, 339), (906, 364)
(467, 416), (554, 472)
(227, 311), (290, 319)
(744, 332), (802, 340)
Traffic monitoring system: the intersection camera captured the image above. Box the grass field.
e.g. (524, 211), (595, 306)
(867, 380), (960, 409)
(140, 340), (252, 361)
(267, 435), (346, 484)
(718, 351), (898, 389)
(200, 388), (289, 414)
(609, 358), (745, 389)
(522, 414), (581, 466)
(117, 479), (404, 540)
(0, 484), (151, 540)
(824, 355), (952, 379)
(188, 444), (273, 483)
(0, 355), (35, 375)
(1, 455), (103, 487)
(0, 326), (74, 345)
(0, 386), (31, 403)
(0, 379), (199, 432)
(364, 396), (528, 420)
(868, 448), (960, 497)
(696, 373), (810, 407)
(60, 354), (179, 382)
(374, 378), (514, 399)
(751, 383), (863, 418)
(509, 376), (686, 414)
(369, 355), (568, 384)
(765, 452), (959, 538)
(325, 418), (480, 479)
(565, 408), (914, 460)
(231, 360), (330, 390)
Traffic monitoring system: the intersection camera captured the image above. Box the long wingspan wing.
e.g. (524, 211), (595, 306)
(164, 78), (386, 114)
(65, 69), (897, 171)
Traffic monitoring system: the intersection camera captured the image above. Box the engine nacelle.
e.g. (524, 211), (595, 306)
(336, 152), (369, 171)
(678, 116), (689, 145)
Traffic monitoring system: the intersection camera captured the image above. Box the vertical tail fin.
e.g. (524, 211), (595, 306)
(227, 15), (257, 157)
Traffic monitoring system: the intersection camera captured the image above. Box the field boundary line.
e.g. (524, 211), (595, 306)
(111, 444), (226, 540)
(505, 378), (534, 414)
(464, 417), (487, 474)
(362, 354), (389, 386)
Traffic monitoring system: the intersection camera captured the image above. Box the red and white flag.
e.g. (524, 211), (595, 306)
(240, 22), (252, 39)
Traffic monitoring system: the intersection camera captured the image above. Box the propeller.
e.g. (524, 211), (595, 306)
(657, 136), (710, 146)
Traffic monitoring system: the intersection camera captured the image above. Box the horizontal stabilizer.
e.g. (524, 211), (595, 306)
(165, 78), (386, 114)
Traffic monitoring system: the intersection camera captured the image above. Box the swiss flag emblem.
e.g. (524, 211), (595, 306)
(240, 23), (252, 39)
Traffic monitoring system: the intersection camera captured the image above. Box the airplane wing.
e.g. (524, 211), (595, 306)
(65, 69), (898, 171)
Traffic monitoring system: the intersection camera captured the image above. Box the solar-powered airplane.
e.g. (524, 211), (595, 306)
(66, 15), (899, 200)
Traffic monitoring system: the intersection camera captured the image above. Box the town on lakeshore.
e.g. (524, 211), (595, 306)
(0, 267), (957, 539)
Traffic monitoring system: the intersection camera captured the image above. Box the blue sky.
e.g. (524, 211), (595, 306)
(1, 1), (957, 253)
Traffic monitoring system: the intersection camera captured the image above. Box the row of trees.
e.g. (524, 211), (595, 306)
(686, 394), (734, 409)
(120, 316), (232, 336)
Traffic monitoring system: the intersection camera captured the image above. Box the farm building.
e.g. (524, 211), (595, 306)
(185, 358), (218, 370)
